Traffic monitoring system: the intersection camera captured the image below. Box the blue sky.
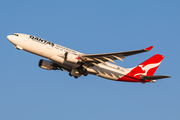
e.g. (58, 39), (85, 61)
(1, 0), (179, 120)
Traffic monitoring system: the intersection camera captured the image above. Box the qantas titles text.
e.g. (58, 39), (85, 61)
(30, 36), (77, 54)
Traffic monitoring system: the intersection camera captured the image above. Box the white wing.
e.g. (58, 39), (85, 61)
(80, 46), (153, 67)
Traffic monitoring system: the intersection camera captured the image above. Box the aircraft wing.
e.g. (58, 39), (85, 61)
(80, 46), (153, 67)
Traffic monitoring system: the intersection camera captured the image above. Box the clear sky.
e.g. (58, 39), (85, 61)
(1, 0), (179, 120)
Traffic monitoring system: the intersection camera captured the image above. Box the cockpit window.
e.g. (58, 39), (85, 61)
(12, 34), (19, 36)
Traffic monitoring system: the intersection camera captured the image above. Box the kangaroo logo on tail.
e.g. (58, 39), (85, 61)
(134, 62), (162, 76)
(127, 54), (164, 79)
(117, 54), (170, 82)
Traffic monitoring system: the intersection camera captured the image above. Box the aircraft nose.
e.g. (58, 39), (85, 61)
(7, 35), (16, 45)
(7, 35), (13, 41)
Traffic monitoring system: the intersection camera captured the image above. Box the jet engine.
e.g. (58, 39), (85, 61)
(38, 59), (57, 70)
(64, 52), (80, 63)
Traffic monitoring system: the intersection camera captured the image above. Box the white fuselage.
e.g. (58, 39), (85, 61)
(7, 33), (130, 81)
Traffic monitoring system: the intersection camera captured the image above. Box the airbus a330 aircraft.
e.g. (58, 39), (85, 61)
(7, 33), (170, 83)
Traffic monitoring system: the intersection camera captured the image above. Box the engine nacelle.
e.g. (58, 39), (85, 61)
(38, 59), (56, 70)
(65, 52), (80, 63)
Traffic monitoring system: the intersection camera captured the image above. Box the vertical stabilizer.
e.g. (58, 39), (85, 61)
(118, 54), (165, 82)
(132, 54), (164, 77)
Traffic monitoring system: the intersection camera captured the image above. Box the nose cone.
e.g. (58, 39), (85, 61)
(7, 35), (16, 45)
(7, 35), (13, 41)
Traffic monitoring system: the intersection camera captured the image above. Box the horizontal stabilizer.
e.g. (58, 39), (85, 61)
(141, 75), (171, 80)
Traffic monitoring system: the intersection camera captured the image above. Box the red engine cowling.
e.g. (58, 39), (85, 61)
(38, 59), (56, 70)
(65, 52), (80, 63)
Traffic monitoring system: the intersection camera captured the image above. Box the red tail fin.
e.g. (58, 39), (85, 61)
(118, 54), (165, 82)
(129, 54), (164, 79)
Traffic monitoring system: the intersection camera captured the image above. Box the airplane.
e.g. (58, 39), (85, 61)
(7, 33), (170, 83)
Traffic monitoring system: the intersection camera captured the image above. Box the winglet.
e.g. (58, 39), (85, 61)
(145, 46), (153, 51)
